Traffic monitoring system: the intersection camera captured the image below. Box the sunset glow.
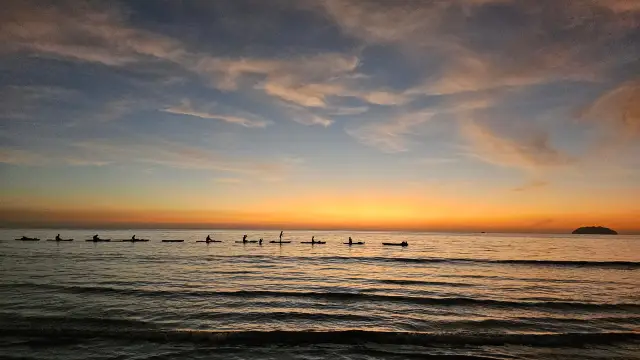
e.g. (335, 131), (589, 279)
(1, 1), (639, 233)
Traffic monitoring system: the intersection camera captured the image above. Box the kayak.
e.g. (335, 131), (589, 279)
(120, 239), (150, 242)
(162, 239), (184, 242)
(344, 242), (365, 245)
(15, 238), (40, 241)
(86, 239), (111, 242)
(301, 241), (326, 244)
(196, 240), (222, 243)
(382, 242), (408, 247)
(46, 239), (74, 242)
(269, 241), (291, 244)
(235, 240), (258, 243)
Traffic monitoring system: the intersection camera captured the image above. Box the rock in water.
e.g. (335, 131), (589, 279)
(572, 226), (618, 235)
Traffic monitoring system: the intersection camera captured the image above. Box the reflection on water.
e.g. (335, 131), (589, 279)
(1, 230), (639, 359)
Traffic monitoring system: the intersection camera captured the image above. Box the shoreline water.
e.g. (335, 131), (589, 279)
(1, 230), (638, 359)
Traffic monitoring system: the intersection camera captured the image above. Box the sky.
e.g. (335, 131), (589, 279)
(1, 0), (639, 233)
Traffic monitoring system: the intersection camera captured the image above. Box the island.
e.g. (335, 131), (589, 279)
(572, 226), (618, 235)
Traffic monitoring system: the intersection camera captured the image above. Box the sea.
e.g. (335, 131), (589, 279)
(1, 229), (639, 360)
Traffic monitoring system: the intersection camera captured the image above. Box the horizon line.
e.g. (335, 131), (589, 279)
(2, 224), (637, 235)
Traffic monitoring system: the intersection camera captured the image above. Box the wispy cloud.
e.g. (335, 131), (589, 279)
(163, 100), (269, 128)
(0, 1), (185, 66)
(1, 138), (298, 179)
(72, 138), (292, 176)
(460, 119), (572, 171)
(281, 103), (334, 127)
(580, 81), (640, 138)
(0, 148), (48, 166)
(346, 110), (434, 153)
(0, 147), (108, 167)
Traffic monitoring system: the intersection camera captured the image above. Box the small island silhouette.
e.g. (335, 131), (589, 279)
(572, 226), (618, 235)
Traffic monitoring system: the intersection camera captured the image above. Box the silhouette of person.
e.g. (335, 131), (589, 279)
(259, 238), (263, 245)
(243, 234), (247, 243)
(312, 236), (315, 244)
(206, 235), (211, 241)
(56, 234), (61, 241)
(93, 234), (99, 241)
(348, 237), (353, 245)
(279, 231), (283, 241)
(132, 235), (136, 240)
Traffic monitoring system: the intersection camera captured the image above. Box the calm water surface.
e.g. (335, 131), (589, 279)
(1, 230), (639, 359)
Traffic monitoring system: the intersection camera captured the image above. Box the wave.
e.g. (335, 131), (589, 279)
(3, 283), (638, 311)
(5, 251), (639, 269)
(0, 324), (637, 347)
(199, 254), (640, 268)
(377, 279), (473, 287)
(344, 257), (640, 269)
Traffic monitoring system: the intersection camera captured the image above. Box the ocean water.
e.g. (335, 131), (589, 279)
(1, 229), (639, 360)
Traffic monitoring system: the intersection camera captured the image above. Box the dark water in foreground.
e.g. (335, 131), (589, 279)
(1, 230), (639, 359)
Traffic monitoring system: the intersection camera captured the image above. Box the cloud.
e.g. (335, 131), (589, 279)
(71, 138), (292, 176)
(0, 148), (48, 165)
(411, 48), (598, 96)
(0, 147), (108, 167)
(346, 111), (434, 153)
(461, 119), (572, 171)
(595, 0), (640, 13)
(580, 81), (640, 138)
(1, 137), (297, 178)
(0, 1), (184, 66)
(319, 0), (634, 99)
(0, 1), (370, 112)
(163, 100), (269, 128)
(357, 91), (412, 105)
(280, 103), (334, 127)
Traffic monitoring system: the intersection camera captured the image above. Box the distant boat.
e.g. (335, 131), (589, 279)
(301, 241), (326, 244)
(344, 242), (364, 245)
(15, 237), (40, 241)
(162, 239), (184, 243)
(196, 240), (222, 243)
(382, 242), (408, 247)
(85, 239), (111, 242)
(269, 241), (291, 244)
(46, 238), (74, 242)
(120, 239), (150, 242)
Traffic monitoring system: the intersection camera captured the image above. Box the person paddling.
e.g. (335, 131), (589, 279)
(311, 236), (315, 244)
(242, 234), (248, 243)
(279, 231), (283, 242)
(348, 237), (353, 245)
(131, 235), (136, 241)
(259, 238), (263, 245)
(55, 234), (61, 241)
(206, 235), (212, 242)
